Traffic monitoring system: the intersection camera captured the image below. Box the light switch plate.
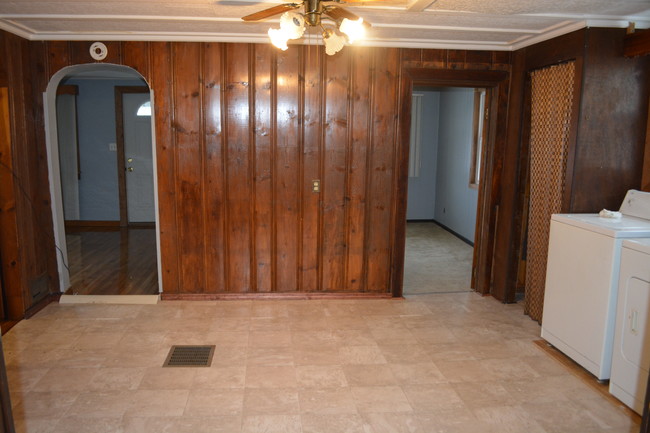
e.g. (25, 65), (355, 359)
(108, 142), (117, 151)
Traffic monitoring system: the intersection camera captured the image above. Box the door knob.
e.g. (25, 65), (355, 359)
(127, 158), (133, 163)
(127, 167), (134, 172)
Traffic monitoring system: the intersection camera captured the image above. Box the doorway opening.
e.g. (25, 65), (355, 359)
(44, 64), (161, 297)
(403, 86), (487, 295)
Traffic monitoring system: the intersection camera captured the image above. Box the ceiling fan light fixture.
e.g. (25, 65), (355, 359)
(322, 28), (346, 56)
(280, 11), (306, 39)
(339, 17), (365, 44)
(268, 27), (290, 50)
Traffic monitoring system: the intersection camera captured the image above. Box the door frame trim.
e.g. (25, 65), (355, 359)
(392, 68), (509, 297)
(43, 64), (162, 294)
(115, 86), (150, 227)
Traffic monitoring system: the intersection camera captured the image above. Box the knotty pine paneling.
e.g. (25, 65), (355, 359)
(5, 35), (516, 299)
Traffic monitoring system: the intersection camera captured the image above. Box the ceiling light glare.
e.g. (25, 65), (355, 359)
(280, 11), (306, 39)
(339, 18), (365, 44)
(323, 28), (346, 56)
(268, 27), (289, 50)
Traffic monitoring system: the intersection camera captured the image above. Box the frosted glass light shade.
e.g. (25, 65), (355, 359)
(280, 12), (305, 39)
(323, 29), (346, 56)
(339, 18), (365, 43)
(268, 27), (289, 50)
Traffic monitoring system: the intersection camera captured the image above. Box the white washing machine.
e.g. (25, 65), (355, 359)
(541, 190), (650, 381)
(609, 238), (650, 414)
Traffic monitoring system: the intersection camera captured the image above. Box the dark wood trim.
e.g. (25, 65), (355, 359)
(394, 67), (510, 298)
(0, 86), (24, 321)
(561, 57), (584, 212)
(642, 98), (650, 192)
(642, 372), (650, 433)
(0, 321), (19, 335)
(56, 84), (78, 96)
(23, 292), (60, 319)
(114, 85), (150, 227)
(64, 220), (120, 228)
(161, 292), (394, 301)
(624, 29), (650, 58)
(0, 331), (15, 433)
(535, 340), (642, 423)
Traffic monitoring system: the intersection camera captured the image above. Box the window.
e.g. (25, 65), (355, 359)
(470, 88), (487, 187)
(136, 101), (151, 117)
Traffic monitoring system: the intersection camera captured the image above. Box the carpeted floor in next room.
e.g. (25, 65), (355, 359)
(403, 222), (474, 295)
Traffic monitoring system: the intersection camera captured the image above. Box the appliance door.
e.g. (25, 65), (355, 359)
(542, 219), (619, 379)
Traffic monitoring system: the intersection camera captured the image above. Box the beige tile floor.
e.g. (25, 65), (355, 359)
(2, 293), (639, 433)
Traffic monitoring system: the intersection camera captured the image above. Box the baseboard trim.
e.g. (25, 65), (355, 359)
(534, 339), (641, 422)
(24, 292), (61, 319)
(59, 294), (160, 305)
(161, 292), (395, 301)
(65, 220), (120, 228)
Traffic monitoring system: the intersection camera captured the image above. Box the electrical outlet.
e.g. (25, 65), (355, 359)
(312, 179), (320, 193)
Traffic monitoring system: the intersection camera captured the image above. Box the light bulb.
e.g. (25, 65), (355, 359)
(339, 18), (365, 44)
(268, 27), (289, 51)
(279, 11), (305, 40)
(322, 28), (346, 56)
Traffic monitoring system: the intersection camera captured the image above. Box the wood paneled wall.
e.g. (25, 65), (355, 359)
(2, 33), (518, 303)
(0, 32), (60, 319)
(492, 28), (650, 305)
(148, 43), (403, 295)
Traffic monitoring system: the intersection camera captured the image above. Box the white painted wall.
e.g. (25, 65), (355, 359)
(434, 88), (478, 242)
(406, 90), (440, 220)
(56, 94), (80, 220)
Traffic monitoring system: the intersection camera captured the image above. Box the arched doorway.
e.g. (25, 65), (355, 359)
(44, 63), (161, 298)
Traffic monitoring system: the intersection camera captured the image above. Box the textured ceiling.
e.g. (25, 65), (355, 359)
(1, 0), (649, 50)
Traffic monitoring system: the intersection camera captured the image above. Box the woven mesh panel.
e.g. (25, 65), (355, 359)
(524, 61), (575, 321)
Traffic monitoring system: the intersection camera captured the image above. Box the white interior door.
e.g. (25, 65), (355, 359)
(123, 93), (155, 223)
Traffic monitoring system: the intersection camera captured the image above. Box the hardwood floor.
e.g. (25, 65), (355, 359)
(65, 227), (158, 296)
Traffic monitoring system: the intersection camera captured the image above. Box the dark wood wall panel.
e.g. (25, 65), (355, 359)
(252, 44), (273, 293)
(3, 32), (529, 302)
(366, 48), (400, 292)
(150, 42), (180, 294)
(275, 49), (301, 292)
(203, 42), (227, 293)
(0, 33), (59, 318)
(300, 47), (323, 292)
(346, 47), (372, 292)
(321, 50), (350, 291)
(173, 43), (206, 293)
(224, 44), (254, 293)
(570, 28), (650, 212)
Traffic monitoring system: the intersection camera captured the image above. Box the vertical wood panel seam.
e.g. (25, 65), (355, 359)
(270, 49), (278, 293)
(221, 43), (231, 292)
(361, 49), (376, 292)
(388, 48), (403, 295)
(248, 44), (257, 293)
(170, 43), (182, 293)
(317, 49), (326, 292)
(342, 52), (354, 290)
(297, 46), (305, 292)
(199, 43), (207, 293)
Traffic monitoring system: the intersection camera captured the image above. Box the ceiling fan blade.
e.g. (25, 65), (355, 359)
(242, 3), (300, 22)
(324, 6), (372, 27)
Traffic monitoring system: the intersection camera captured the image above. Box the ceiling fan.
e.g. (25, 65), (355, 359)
(241, 0), (373, 55)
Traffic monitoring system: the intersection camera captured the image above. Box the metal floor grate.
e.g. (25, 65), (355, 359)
(163, 345), (215, 367)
